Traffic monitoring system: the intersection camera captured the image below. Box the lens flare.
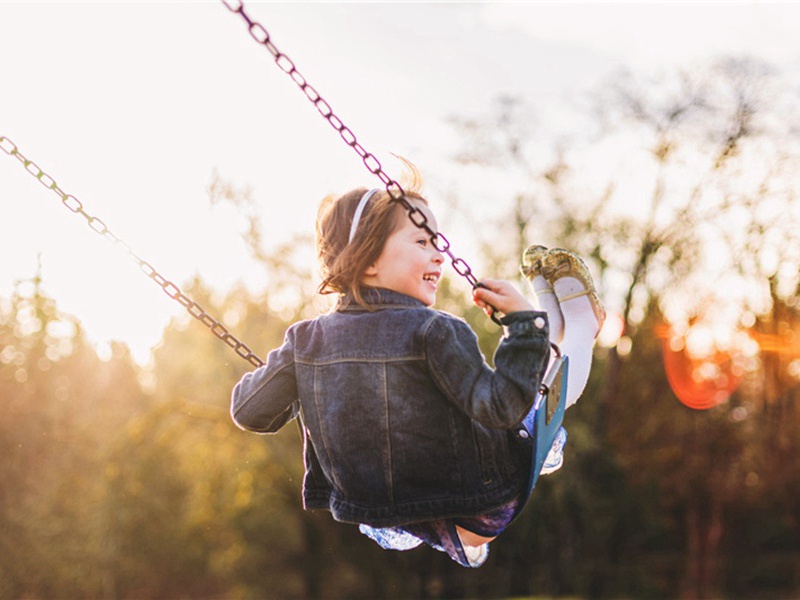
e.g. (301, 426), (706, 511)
(655, 323), (748, 410)
(656, 317), (800, 410)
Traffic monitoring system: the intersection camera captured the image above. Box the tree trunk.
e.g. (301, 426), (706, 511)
(681, 489), (724, 598)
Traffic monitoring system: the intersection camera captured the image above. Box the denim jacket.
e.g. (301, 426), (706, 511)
(231, 288), (550, 527)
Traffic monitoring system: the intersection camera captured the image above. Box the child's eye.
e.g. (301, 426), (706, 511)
(417, 238), (428, 247)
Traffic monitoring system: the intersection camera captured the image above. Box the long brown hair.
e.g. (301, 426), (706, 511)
(315, 161), (427, 306)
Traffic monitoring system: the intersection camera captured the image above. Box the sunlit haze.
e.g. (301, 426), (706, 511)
(2, 2), (799, 364)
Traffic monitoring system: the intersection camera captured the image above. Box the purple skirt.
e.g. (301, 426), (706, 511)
(359, 497), (518, 568)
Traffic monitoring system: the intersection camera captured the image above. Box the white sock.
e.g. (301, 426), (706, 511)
(553, 277), (598, 408)
(463, 543), (488, 567)
(531, 275), (564, 344)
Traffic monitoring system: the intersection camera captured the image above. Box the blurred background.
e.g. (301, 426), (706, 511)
(2, 2), (800, 599)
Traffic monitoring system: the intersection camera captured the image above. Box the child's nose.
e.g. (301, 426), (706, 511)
(432, 250), (444, 264)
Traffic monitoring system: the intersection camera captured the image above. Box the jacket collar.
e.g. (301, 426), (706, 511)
(337, 287), (426, 312)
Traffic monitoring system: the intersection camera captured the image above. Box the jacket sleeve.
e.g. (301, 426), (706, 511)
(424, 310), (551, 430)
(230, 325), (299, 433)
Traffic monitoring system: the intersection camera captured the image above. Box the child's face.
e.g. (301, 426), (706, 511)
(363, 202), (444, 306)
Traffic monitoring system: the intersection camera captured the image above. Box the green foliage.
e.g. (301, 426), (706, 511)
(0, 281), (143, 598)
(3, 259), (800, 598)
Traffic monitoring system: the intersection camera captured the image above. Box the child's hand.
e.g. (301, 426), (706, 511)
(472, 279), (535, 318)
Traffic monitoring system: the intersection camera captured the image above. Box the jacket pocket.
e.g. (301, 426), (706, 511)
(471, 422), (513, 487)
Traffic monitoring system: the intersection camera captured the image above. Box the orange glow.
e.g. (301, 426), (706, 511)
(655, 319), (800, 410)
(748, 330), (800, 355)
(655, 323), (748, 410)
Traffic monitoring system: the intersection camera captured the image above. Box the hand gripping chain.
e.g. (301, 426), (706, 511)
(0, 136), (265, 368)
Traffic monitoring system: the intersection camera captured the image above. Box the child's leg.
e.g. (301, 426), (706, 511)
(453, 497), (519, 566)
(455, 525), (496, 548)
(532, 276), (565, 345)
(554, 276), (600, 408)
(521, 245), (565, 344)
(520, 247), (604, 475)
(543, 248), (606, 408)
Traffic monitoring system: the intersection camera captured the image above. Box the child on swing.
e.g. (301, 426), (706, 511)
(231, 166), (604, 567)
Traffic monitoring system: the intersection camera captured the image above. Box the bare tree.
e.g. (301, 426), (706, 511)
(448, 56), (800, 598)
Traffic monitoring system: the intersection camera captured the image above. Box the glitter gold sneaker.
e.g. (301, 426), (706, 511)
(543, 248), (606, 333)
(520, 244), (552, 280)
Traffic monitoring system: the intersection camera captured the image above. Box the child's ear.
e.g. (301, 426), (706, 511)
(364, 264), (378, 277)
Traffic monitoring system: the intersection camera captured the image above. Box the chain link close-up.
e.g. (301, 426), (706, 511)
(0, 135), (265, 368)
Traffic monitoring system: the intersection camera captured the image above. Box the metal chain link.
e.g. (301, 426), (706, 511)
(0, 135), (265, 368)
(221, 0), (501, 323)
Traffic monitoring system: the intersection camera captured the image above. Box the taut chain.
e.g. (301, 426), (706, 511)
(0, 136), (265, 368)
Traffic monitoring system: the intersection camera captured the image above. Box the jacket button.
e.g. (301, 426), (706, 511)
(534, 317), (546, 329)
(518, 429), (529, 439)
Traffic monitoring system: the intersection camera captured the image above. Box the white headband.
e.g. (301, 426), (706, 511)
(348, 188), (380, 243)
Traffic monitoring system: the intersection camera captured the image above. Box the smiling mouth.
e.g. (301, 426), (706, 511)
(423, 273), (440, 284)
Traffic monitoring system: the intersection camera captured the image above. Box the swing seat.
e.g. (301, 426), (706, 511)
(515, 346), (569, 510)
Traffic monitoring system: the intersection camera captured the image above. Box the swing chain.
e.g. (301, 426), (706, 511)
(0, 135), (265, 368)
(221, 0), (498, 318)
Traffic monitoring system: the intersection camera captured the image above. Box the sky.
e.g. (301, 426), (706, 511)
(2, 1), (800, 364)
